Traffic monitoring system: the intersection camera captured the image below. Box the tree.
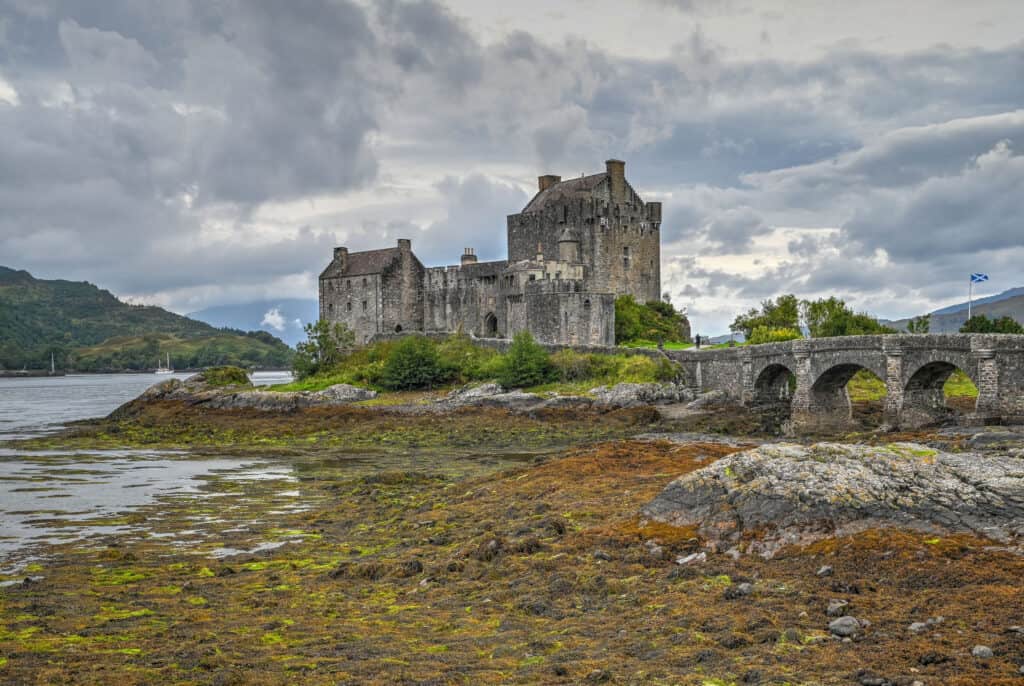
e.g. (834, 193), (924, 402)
(498, 331), (554, 388)
(747, 326), (803, 345)
(906, 314), (931, 334)
(960, 315), (1024, 334)
(380, 335), (447, 390)
(293, 320), (356, 379)
(801, 297), (895, 338)
(730, 295), (800, 339)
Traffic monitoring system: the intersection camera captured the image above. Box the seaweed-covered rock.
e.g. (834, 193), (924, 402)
(642, 442), (1024, 553)
(590, 383), (693, 408)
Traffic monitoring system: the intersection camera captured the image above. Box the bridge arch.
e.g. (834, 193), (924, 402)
(900, 360), (978, 428)
(754, 363), (796, 404)
(803, 362), (889, 431)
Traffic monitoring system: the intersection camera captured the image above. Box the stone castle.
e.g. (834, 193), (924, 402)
(319, 160), (664, 346)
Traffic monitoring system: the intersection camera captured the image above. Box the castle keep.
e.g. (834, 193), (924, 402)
(319, 160), (662, 346)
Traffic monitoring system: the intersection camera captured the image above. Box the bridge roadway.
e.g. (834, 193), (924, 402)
(663, 334), (1024, 431)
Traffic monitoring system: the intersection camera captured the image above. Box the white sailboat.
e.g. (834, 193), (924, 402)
(155, 352), (174, 375)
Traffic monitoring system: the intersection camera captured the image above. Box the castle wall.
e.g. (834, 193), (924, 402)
(319, 273), (383, 345)
(423, 261), (505, 337)
(503, 279), (614, 346)
(380, 240), (425, 335)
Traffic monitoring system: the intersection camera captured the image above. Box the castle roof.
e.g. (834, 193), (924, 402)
(320, 247), (401, 279)
(521, 172), (607, 213)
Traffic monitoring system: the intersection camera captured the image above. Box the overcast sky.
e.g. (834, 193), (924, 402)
(1, 0), (1022, 334)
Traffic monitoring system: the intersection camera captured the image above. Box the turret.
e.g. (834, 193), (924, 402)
(461, 248), (478, 266)
(557, 227), (579, 263)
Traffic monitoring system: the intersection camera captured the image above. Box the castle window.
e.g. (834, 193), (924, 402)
(623, 246), (631, 269)
(328, 303), (334, 313)
(362, 278), (367, 287)
(347, 280), (351, 289)
(584, 299), (591, 309)
(346, 302), (352, 312)
(529, 274), (536, 282)
(362, 301), (367, 311)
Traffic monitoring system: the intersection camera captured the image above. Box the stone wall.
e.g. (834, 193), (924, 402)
(320, 273), (383, 345)
(380, 240), (425, 336)
(423, 261), (505, 338)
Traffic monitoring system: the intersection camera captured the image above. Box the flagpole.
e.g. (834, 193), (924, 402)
(968, 278), (973, 321)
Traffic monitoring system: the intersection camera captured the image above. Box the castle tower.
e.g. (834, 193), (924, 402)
(557, 227), (580, 263)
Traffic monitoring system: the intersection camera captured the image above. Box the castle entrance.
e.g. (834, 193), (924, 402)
(483, 312), (498, 338)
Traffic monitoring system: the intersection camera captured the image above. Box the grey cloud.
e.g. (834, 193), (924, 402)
(2, 0), (1024, 326)
(842, 139), (1024, 259)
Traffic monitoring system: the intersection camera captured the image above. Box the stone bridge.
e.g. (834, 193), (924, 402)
(664, 334), (1024, 431)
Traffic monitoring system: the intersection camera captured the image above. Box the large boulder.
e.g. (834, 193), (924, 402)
(642, 442), (1024, 555)
(317, 384), (378, 403)
(590, 383), (694, 408)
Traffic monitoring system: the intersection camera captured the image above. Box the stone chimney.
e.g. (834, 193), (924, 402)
(538, 174), (561, 192)
(461, 248), (478, 266)
(606, 159), (625, 204)
(397, 238), (411, 253)
(334, 247), (348, 272)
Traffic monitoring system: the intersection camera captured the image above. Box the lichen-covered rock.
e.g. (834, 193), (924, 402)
(589, 383), (693, 408)
(317, 384), (378, 403)
(642, 442), (1024, 553)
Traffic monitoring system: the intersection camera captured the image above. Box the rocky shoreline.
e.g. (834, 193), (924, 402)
(112, 372), (721, 417)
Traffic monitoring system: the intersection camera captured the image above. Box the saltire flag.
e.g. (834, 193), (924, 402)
(971, 273), (989, 283)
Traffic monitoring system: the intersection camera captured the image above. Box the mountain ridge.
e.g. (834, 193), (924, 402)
(0, 266), (294, 371)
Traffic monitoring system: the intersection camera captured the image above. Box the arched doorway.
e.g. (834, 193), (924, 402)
(483, 312), (498, 338)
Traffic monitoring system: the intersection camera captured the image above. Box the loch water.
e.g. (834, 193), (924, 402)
(0, 372), (295, 565)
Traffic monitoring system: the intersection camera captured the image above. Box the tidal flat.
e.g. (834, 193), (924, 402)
(3, 388), (1024, 685)
(3, 429), (1024, 684)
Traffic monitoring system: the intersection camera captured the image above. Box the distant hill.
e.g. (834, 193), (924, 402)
(930, 286), (1024, 315)
(0, 266), (294, 371)
(188, 299), (318, 347)
(884, 287), (1024, 334)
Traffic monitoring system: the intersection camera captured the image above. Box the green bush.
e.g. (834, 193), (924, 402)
(747, 326), (803, 345)
(550, 349), (595, 381)
(436, 334), (501, 383)
(497, 332), (554, 388)
(960, 315), (1024, 334)
(615, 296), (690, 345)
(198, 366), (251, 387)
(379, 336), (449, 390)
